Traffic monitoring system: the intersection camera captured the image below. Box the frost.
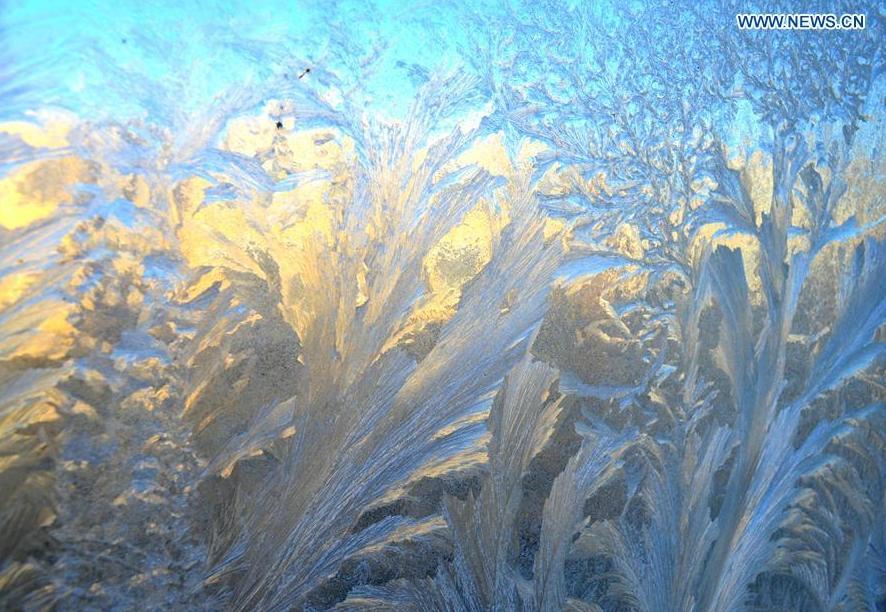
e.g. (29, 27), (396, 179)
(0, 0), (883, 610)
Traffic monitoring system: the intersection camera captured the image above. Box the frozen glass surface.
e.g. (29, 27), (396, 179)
(0, 1), (883, 609)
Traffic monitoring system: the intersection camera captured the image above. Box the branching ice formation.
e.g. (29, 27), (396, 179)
(0, 1), (882, 610)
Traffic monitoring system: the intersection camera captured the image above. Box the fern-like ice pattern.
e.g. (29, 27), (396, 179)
(0, 1), (883, 610)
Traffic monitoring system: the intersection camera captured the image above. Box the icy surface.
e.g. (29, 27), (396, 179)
(0, 1), (884, 610)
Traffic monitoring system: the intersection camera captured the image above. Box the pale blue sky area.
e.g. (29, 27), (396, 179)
(3, 0), (878, 162)
(0, 0), (499, 123)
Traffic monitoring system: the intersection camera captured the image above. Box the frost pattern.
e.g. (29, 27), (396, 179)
(0, 1), (883, 610)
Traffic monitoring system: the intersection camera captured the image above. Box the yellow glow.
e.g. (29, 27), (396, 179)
(607, 223), (644, 259)
(425, 203), (494, 293)
(0, 110), (75, 149)
(448, 132), (512, 177)
(0, 272), (39, 310)
(7, 303), (78, 362)
(743, 149), (774, 222)
(0, 157), (93, 230)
